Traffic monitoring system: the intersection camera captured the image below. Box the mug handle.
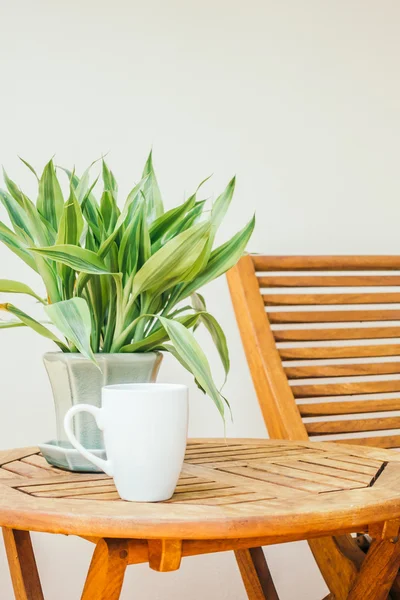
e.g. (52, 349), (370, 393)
(64, 404), (114, 476)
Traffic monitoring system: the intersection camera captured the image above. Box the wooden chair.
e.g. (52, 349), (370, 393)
(227, 254), (400, 599)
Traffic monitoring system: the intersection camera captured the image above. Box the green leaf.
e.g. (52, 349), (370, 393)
(81, 179), (103, 241)
(1, 303), (66, 348)
(138, 195), (151, 267)
(179, 215), (255, 300)
(131, 221), (211, 298)
(184, 177), (237, 281)
(149, 176), (210, 249)
(120, 312), (200, 352)
(18, 157), (39, 181)
(84, 228), (97, 252)
(60, 165), (100, 213)
(0, 221), (37, 271)
(150, 192), (196, 246)
(159, 317), (225, 418)
(58, 166), (79, 187)
(180, 230), (212, 283)
(100, 161), (119, 233)
(102, 159), (118, 197)
(17, 204), (61, 302)
(45, 298), (96, 362)
(2, 168), (25, 206)
(39, 213), (57, 244)
(86, 273), (104, 351)
(75, 158), (102, 203)
(102, 276), (118, 352)
(191, 291), (206, 331)
(197, 309), (230, 384)
(61, 166), (104, 244)
(117, 197), (145, 278)
(37, 159), (64, 229)
(0, 189), (33, 240)
(0, 320), (26, 329)
(30, 245), (111, 274)
(21, 192), (53, 246)
(156, 342), (216, 401)
(211, 176), (236, 234)
(191, 292), (206, 311)
(56, 186), (84, 247)
(174, 200), (207, 235)
(142, 151), (164, 222)
(100, 190), (119, 234)
(0, 279), (43, 302)
(157, 342), (193, 373)
(98, 176), (147, 261)
(177, 296), (229, 381)
(56, 185), (84, 293)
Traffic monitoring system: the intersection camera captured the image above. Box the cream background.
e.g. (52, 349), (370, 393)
(1, 0), (400, 597)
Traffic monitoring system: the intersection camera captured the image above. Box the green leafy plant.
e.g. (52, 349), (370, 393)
(0, 153), (254, 418)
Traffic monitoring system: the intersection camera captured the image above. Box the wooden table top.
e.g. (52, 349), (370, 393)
(1, 439), (400, 542)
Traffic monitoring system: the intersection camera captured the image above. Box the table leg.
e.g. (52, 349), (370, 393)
(2, 528), (44, 600)
(235, 547), (279, 600)
(81, 538), (129, 600)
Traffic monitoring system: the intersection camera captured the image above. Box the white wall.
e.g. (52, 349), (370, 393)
(1, 0), (400, 597)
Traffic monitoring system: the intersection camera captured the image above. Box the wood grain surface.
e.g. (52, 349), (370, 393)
(0, 440), (400, 542)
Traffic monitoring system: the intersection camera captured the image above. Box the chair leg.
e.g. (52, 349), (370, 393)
(347, 535), (400, 600)
(354, 532), (400, 600)
(235, 547), (279, 600)
(2, 527), (44, 600)
(308, 536), (360, 600)
(390, 575), (400, 600)
(81, 538), (129, 600)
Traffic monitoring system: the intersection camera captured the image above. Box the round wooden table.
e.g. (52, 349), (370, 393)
(1, 439), (400, 599)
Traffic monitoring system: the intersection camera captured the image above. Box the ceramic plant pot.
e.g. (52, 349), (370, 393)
(43, 352), (162, 453)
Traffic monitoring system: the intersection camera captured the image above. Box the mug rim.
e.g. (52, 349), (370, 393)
(103, 383), (188, 393)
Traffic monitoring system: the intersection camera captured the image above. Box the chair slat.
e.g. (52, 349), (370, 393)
(292, 380), (400, 398)
(298, 398), (400, 417)
(258, 275), (400, 288)
(306, 417), (400, 435)
(252, 256), (400, 272)
(335, 435), (400, 448)
(269, 310), (400, 324)
(280, 344), (400, 360)
(274, 327), (400, 342)
(285, 363), (400, 378)
(264, 293), (400, 306)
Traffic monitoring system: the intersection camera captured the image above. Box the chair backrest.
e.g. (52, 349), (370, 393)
(227, 254), (400, 448)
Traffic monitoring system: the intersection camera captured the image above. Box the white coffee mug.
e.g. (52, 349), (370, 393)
(64, 383), (189, 502)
